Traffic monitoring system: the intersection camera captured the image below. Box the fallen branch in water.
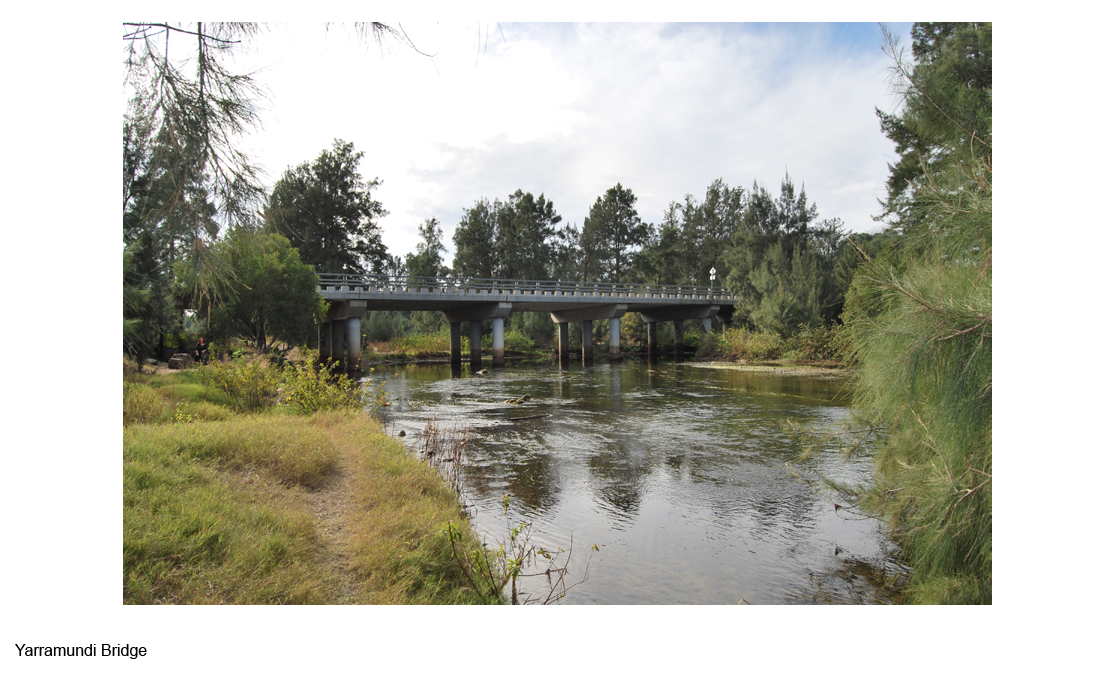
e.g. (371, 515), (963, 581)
(509, 414), (549, 422)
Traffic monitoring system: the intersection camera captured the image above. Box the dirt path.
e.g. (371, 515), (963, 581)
(304, 440), (364, 604)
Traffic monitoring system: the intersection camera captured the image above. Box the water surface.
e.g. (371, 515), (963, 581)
(365, 360), (901, 604)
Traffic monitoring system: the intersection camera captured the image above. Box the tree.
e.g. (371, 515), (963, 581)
(405, 218), (448, 278)
(840, 23), (992, 604)
(494, 190), (562, 280)
(722, 174), (845, 334)
(122, 22), (423, 339)
(184, 228), (326, 356)
(452, 199), (499, 278)
(264, 139), (390, 275)
(581, 183), (649, 283)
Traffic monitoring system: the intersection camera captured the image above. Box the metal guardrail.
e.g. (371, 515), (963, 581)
(316, 274), (734, 300)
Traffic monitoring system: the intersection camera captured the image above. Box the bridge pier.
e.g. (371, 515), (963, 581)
(582, 321), (594, 363)
(674, 320), (685, 360)
(470, 321), (482, 367)
(347, 317), (361, 371)
(702, 317), (713, 334)
(492, 317), (505, 367)
(444, 302), (512, 368)
(557, 322), (569, 362)
(449, 322), (462, 366)
(647, 322), (658, 359)
(609, 317), (621, 361)
(331, 318), (344, 369)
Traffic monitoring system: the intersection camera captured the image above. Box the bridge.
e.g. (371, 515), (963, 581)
(316, 274), (736, 370)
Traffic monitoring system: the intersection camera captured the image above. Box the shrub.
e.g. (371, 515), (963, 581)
(276, 360), (373, 414)
(197, 355), (277, 412)
(481, 328), (535, 353)
(784, 323), (851, 361)
(714, 327), (785, 361)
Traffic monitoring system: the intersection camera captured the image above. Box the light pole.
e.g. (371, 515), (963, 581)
(709, 267), (717, 294)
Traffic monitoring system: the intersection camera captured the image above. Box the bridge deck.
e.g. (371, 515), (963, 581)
(317, 274), (734, 314)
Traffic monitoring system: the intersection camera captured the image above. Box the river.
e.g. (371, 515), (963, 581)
(363, 359), (903, 604)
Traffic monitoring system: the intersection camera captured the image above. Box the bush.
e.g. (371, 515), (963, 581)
(713, 327), (786, 361)
(276, 360), (371, 414)
(197, 356), (277, 412)
(481, 328), (535, 353)
(784, 323), (851, 361)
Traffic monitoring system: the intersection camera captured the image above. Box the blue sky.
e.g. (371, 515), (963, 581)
(234, 22), (914, 263)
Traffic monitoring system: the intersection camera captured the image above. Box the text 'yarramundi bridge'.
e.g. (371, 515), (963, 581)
(316, 274), (736, 369)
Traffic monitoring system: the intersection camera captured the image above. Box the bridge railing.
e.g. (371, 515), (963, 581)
(316, 274), (734, 300)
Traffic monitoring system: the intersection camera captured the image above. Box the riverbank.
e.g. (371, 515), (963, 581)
(123, 364), (497, 604)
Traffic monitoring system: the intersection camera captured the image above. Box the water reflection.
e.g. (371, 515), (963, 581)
(366, 360), (897, 604)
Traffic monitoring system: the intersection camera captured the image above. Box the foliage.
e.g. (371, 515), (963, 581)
(840, 22), (992, 604)
(721, 175), (847, 335)
(182, 228), (325, 356)
(451, 198), (499, 279)
(197, 355), (277, 412)
(708, 327), (786, 361)
(264, 139), (390, 274)
(404, 218), (449, 278)
(452, 190), (561, 280)
(784, 323), (852, 362)
(495, 190), (562, 280)
(580, 183), (649, 282)
(481, 328), (536, 353)
(276, 359), (377, 414)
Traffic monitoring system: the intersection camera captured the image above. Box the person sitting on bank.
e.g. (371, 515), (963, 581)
(193, 337), (209, 363)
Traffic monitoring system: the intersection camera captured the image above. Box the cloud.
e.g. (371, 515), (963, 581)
(243, 22), (904, 260)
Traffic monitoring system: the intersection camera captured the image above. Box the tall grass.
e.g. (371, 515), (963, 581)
(124, 409), (495, 604)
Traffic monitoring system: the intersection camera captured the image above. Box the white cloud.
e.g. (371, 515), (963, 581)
(238, 22), (904, 261)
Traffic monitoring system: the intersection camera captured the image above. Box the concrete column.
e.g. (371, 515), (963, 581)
(648, 322), (658, 359)
(319, 322), (330, 363)
(674, 320), (685, 360)
(449, 322), (462, 366)
(470, 321), (482, 366)
(347, 316), (361, 371)
(609, 317), (621, 361)
(558, 322), (569, 362)
(702, 317), (713, 334)
(582, 320), (594, 363)
(331, 320), (344, 369)
(492, 317), (505, 367)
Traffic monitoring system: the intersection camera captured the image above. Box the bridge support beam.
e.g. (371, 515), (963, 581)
(331, 319), (344, 370)
(470, 321), (482, 366)
(582, 321), (594, 364)
(347, 317), (361, 371)
(609, 317), (621, 361)
(318, 322), (331, 364)
(674, 320), (685, 360)
(702, 317), (713, 334)
(449, 322), (462, 366)
(492, 317), (505, 367)
(558, 322), (569, 362)
(648, 322), (658, 359)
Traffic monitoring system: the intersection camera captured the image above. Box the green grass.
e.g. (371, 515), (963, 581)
(123, 369), (498, 604)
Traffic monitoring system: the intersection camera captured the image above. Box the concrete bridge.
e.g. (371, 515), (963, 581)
(317, 274), (736, 370)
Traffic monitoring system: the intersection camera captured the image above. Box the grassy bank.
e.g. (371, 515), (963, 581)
(123, 360), (497, 604)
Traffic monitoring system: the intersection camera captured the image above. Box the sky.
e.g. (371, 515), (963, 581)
(228, 22), (913, 265)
